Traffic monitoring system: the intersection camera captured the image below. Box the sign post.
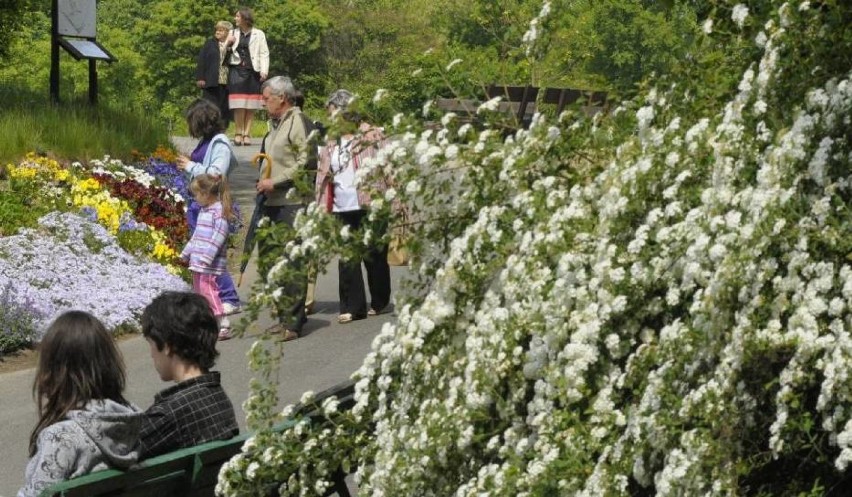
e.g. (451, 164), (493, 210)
(50, 0), (116, 105)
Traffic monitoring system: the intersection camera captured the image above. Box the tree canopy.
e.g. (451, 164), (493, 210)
(2, 0), (700, 121)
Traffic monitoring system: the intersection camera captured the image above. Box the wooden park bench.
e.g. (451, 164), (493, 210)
(39, 380), (357, 497)
(434, 85), (607, 130)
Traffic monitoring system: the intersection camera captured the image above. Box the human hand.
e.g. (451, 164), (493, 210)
(196, 80), (206, 88)
(260, 72), (267, 82)
(226, 34), (235, 46)
(256, 178), (275, 194)
(176, 155), (190, 169)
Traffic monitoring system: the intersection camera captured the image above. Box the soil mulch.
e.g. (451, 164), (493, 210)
(0, 348), (37, 374)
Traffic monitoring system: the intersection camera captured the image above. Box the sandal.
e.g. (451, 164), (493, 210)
(233, 134), (243, 146)
(243, 136), (252, 146)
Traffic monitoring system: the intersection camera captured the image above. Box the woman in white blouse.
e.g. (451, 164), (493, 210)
(315, 90), (392, 324)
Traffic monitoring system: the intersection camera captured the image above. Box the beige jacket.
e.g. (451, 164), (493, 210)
(263, 107), (309, 206)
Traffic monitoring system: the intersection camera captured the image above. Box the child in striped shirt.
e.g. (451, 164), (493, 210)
(180, 174), (235, 340)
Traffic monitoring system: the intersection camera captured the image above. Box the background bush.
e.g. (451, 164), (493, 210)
(0, 284), (43, 354)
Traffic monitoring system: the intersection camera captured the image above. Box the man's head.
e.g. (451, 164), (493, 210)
(261, 76), (299, 119)
(141, 292), (219, 381)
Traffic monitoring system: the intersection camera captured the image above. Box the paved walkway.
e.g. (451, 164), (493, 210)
(0, 139), (398, 496)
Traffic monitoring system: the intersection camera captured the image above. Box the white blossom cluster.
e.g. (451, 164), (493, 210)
(221, 2), (851, 496)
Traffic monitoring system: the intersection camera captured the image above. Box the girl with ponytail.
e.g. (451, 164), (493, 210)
(181, 174), (236, 340)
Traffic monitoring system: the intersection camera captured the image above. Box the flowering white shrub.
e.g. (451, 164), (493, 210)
(220, 1), (851, 495)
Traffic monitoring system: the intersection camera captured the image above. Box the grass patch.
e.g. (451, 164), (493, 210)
(0, 84), (171, 164)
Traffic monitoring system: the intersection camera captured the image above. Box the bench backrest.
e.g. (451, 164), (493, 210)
(434, 85), (607, 131)
(39, 380), (357, 497)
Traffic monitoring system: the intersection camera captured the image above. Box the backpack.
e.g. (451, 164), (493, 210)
(294, 112), (320, 175)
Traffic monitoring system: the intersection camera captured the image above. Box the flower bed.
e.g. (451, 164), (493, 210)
(0, 211), (188, 339)
(0, 153), (193, 349)
(5, 154), (189, 273)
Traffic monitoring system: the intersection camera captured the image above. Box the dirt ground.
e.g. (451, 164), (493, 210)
(0, 348), (37, 374)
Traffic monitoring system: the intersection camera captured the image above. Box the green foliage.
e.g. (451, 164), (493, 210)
(0, 189), (51, 236)
(0, 0), (36, 59)
(116, 228), (155, 257)
(5, 0), (701, 123)
(221, 1), (852, 495)
(132, 1), (232, 126)
(256, 0), (329, 96)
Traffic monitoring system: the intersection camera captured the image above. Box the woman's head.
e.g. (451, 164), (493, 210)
(235, 7), (254, 29)
(325, 89), (354, 113)
(214, 20), (232, 41)
(30, 311), (128, 454)
(186, 98), (224, 139)
(326, 89), (360, 123)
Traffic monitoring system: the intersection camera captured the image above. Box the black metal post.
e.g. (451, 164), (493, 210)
(88, 59), (97, 105)
(50, 0), (60, 104)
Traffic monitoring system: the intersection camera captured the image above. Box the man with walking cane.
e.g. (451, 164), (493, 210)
(251, 75), (312, 341)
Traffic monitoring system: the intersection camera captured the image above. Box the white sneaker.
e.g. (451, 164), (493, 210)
(222, 302), (242, 315)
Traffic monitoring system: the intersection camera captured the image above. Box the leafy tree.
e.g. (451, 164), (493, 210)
(255, 0), (329, 102)
(132, 0), (231, 125)
(0, 0), (37, 59)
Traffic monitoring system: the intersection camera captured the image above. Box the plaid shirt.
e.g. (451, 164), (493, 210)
(138, 372), (239, 460)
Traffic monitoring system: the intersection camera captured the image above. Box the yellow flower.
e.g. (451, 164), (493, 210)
(10, 154), (69, 183)
(72, 177), (102, 193)
(71, 188), (131, 235)
(53, 169), (71, 182)
(8, 165), (37, 180)
(150, 229), (179, 263)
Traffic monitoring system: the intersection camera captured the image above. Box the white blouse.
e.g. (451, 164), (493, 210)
(330, 137), (360, 212)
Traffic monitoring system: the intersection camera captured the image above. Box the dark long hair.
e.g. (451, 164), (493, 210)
(29, 311), (129, 456)
(236, 6), (255, 29)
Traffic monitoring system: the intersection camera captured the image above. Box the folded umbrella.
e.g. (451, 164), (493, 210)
(237, 152), (272, 287)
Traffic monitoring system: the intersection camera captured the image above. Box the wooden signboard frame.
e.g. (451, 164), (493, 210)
(50, 0), (116, 105)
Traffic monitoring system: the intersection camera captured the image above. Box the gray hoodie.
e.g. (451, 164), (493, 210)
(18, 399), (142, 497)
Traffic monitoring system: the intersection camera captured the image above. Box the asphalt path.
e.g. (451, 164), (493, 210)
(0, 138), (398, 496)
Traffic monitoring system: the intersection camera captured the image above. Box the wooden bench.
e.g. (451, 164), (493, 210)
(39, 380), (357, 497)
(434, 85), (607, 130)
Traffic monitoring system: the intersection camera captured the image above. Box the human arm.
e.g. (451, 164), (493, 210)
(17, 425), (81, 497)
(138, 403), (179, 460)
(256, 29), (270, 79)
(181, 141), (233, 178)
(186, 209), (228, 269)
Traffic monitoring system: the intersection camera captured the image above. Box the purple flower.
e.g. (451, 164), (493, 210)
(80, 206), (98, 223)
(0, 212), (189, 338)
(0, 282), (44, 352)
(143, 159), (190, 203)
(118, 211), (147, 232)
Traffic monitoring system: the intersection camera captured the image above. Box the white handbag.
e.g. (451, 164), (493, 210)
(228, 30), (241, 65)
